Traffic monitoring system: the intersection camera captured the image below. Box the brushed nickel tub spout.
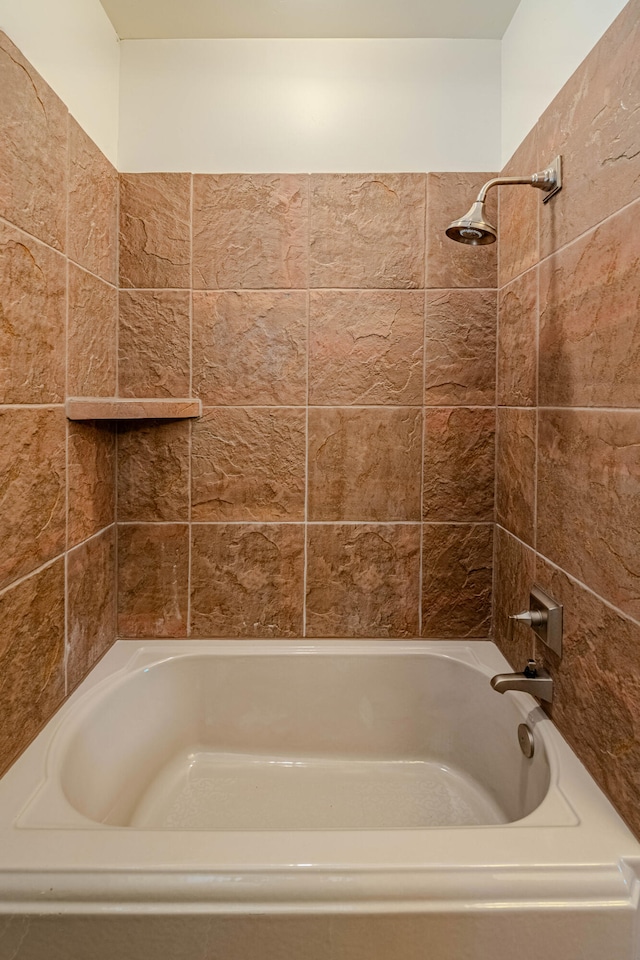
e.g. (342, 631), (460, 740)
(491, 659), (554, 704)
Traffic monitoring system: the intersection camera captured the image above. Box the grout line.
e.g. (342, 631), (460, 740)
(493, 405), (640, 413)
(116, 519), (490, 527)
(114, 170), (121, 644)
(495, 523), (640, 632)
(115, 171), (121, 395)
(533, 262), (540, 553)
(0, 554), (63, 601)
(115, 306), (120, 400)
(114, 424), (119, 640)
(419, 181), (428, 636)
(117, 520), (191, 526)
(491, 219), (500, 639)
(538, 406), (640, 414)
(0, 214), (65, 262)
(496, 193), (640, 291)
(145, 286), (430, 294)
(200, 403), (427, 410)
(0, 214), (116, 289)
(0, 403), (64, 409)
(424, 287), (498, 294)
(63, 113), (71, 698)
(422, 174), (428, 305)
(67, 257), (119, 291)
(67, 523), (117, 557)
(302, 175), (311, 639)
(533, 153), (541, 562)
(187, 174), (194, 639)
(195, 403), (499, 411)
(491, 514), (498, 643)
(188, 174), (194, 402)
(498, 260), (538, 295)
(63, 551), (69, 698)
(124, 286), (431, 294)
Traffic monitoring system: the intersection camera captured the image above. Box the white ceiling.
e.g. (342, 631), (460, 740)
(99, 0), (522, 40)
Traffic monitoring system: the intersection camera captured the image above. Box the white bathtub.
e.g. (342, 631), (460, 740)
(0, 640), (639, 960)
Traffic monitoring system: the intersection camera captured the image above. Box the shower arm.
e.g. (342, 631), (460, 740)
(476, 157), (562, 204)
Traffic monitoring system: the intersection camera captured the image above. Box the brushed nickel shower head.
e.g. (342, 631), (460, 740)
(445, 156), (562, 246)
(445, 199), (497, 245)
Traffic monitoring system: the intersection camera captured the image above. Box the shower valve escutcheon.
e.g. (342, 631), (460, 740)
(508, 585), (563, 658)
(491, 587), (562, 704)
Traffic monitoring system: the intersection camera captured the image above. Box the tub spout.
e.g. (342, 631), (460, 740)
(490, 660), (553, 703)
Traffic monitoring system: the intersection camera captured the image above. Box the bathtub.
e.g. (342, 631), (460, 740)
(0, 640), (638, 960)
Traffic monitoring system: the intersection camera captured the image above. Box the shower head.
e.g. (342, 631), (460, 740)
(445, 199), (497, 246)
(445, 156), (562, 246)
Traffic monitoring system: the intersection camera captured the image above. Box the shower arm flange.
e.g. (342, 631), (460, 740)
(476, 156), (562, 204)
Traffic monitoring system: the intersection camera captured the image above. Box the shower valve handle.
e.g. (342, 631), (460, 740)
(506, 609), (546, 644)
(509, 610), (547, 628)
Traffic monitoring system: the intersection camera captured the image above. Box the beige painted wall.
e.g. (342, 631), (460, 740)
(501, 0), (628, 164)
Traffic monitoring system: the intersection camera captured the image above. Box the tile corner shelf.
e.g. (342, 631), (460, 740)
(65, 398), (202, 421)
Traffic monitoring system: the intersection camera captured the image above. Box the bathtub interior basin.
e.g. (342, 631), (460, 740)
(36, 646), (550, 831)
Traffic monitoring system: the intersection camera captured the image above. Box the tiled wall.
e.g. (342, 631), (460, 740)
(116, 172), (498, 639)
(494, 0), (640, 836)
(0, 33), (117, 776)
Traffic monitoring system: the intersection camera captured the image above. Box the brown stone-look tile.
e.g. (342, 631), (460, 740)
(422, 524), (493, 638)
(493, 524), (536, 668)
(118, 420), (190, 522)
(119, 173), (191, 289)
(423, 408), (495, 522)
(192, 408), (305, 522)
(534, 556), (640, 839)
(497, 268), (537, 407)
(306, 523), (420, 638)
(310, 174), (425, 289)
(192, 174), (308, 289)
(424, 290), (496, 405)
(0, 222), (66, 404)
(0, 559), (65, 777)
(0, 408), (66, 590)
(190, 524), (304, 637)
(118, 524), (189, 638)
(495, 407), (536, 546)
(426, 172), (497, 289)
(538, 0), (640, 259)
(309, 290), (424, 405)
(119, 290), (191, 398)
(308, 407), (422, 521)
(67, 527), (115, 691)
(68, 118), (118, 284)
(537, 409), (640, 620)
(67, 263), (117, 398)
(192, 291), (307, 405)
(498, 127), (539, 288)
(539, 202), (640, 408)
(0, 32), (67, 251)
(67, 420), (116, 547)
